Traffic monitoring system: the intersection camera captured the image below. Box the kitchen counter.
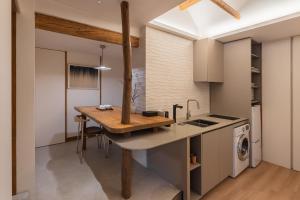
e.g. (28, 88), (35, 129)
(101, 113), (248, 200)
(106, 114), (248, 150)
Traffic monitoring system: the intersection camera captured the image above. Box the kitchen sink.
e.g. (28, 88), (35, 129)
(184, 119), (218, 127)
(208, 114), (239, 120)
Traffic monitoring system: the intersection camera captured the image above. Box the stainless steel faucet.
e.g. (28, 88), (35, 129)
(186, 99), (200, 120)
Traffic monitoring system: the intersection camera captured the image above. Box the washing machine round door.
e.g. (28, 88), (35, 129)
(237, 134), (249, 161)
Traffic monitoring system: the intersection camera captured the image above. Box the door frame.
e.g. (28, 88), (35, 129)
(12, 0), (18, 195)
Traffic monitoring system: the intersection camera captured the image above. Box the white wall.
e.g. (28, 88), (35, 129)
(35, 48), (65, 147)
(34, 48), (124, 138)
(145, 27), (210, 118)
(262, 38), (292, 169)
(101, 56), (124, 106)
(66, 51), (101, 136)
(0, 0), (12, 199)
(16, 0), (36, 196)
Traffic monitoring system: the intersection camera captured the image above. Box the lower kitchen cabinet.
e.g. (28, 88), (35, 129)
(202, 130), (219, 194)
(201, 126), (233, 195)
(219, 127), (233, 180)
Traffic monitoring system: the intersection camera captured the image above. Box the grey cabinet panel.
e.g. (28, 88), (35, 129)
(194, 39), (224, 82)
(210, 38), (252, 119)
(219, 126), (233, 180)
(202, 130), (220, 194)
(202, 125), (236, 195)
(207, 39), (224, 82)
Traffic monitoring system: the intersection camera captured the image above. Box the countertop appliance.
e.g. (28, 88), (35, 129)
(251, 105), (262, 167)
(231, 123), (250, 178)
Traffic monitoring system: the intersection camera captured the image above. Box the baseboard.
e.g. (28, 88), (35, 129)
(13, 191), (29, 200)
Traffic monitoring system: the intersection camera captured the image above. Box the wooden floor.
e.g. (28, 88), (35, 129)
(202, 162), (300, 200)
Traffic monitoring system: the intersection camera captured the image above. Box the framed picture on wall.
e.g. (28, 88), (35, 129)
(68, 64), (99, 90)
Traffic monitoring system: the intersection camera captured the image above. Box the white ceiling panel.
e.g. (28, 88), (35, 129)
(152, 0), (300, 39)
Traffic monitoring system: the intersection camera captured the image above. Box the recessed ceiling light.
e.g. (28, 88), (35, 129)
(97, 0), (102, 4)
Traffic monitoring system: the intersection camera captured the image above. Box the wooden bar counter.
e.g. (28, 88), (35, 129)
(75, 106), (173, 134)
(74, 106), (174, 199)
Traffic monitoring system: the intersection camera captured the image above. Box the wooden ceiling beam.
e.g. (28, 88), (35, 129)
(35, 13), (140, 48)
(210, 0), (240, 19)
(179, 0), (200, 11)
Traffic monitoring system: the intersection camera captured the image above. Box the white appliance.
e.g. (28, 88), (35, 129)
(251, 105), (262, 167)
(231, 124), (250, 178)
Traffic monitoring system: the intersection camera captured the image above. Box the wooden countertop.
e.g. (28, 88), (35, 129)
(75, 106), (174, 134)
(107, 114), (248, 150)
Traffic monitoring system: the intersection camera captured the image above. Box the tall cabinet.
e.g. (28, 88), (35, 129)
(210, 38), (263, 167)
(210, 38), (252, 119)
(210, 38), (262, 118)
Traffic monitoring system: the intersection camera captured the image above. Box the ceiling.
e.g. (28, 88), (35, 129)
(151, 0), (300, 39)
(36, 29), (123, 58)
(217, 13), (300, 43)
(35, 0), (185, 36)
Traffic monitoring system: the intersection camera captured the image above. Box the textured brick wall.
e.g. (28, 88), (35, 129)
(145, 27), (210, 118)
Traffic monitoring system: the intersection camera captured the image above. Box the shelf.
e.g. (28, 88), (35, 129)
(251, 70), (261, 74)
(251, 100), (261, 104)
(251, 66), (261, 74)
(190, 162), (201, 171)
(251, 53), (260, 58)
(190, 190), (201, 200)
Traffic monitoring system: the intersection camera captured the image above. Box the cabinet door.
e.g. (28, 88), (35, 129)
(202, 131), (220, 194)
(207, 39), (224, 82)
(193, 39), (223, 82)
(219, 126), (233, 180)
(193, 39), (209, 82)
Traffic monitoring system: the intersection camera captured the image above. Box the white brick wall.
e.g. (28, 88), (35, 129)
(145, 27), (210, 118)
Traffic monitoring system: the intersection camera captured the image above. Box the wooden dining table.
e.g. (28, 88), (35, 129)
(74, 106), (174, 199)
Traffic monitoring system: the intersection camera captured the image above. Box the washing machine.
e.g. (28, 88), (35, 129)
(231, 123), (250, 178)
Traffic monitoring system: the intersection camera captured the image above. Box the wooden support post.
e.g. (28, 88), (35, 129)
(121, 1), (132, 124)
(122, 149), (132, 199)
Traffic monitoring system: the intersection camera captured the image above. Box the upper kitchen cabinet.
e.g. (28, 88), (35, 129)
(193, 38), (224, 82)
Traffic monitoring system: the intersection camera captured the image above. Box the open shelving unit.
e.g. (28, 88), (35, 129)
(189, 135), (202, 200)
(190, 190), (202, 200)
(251, 41), (262, 106)
(190, 162), (201, 171)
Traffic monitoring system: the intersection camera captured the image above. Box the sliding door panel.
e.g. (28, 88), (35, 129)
(35, 48), (65, 147)
(293, 36), (300, 171)
(262, 39), (291, 169)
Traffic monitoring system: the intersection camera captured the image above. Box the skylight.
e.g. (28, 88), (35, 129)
(151, 0), (300, 38)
